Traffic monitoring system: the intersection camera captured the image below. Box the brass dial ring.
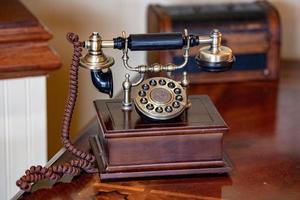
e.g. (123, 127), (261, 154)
(134, 77), (187, 120)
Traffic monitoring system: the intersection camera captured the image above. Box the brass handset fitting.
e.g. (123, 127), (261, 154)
(80, 32), (114, 70)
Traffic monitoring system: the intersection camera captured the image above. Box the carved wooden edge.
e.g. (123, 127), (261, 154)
(0, 0), (61, 79)
(0, 42), (61, 79)
(89, 134), (232, 181)
(0, 25), (52, 44)
(100, 164), (231, 180)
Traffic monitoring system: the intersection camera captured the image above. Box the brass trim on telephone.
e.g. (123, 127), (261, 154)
(80, 32), (114, 70)
(79, 29), (234, 120)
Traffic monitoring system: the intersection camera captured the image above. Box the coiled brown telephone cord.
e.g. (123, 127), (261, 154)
(16, 33), (97, 192)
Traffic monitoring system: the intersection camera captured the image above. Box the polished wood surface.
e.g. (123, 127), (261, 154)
(94, 96), (227, 133)
(0, 0), (61, 79)
(15, 61), (300, 200)
(91, 96), (230, 180)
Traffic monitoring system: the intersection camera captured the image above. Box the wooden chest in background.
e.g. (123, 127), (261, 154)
(147, 1), (281, 83)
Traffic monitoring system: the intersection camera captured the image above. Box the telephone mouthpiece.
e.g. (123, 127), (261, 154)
(91, 69), (113, 98)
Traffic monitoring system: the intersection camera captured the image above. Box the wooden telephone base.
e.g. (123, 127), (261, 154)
(89, 95), (232, 180)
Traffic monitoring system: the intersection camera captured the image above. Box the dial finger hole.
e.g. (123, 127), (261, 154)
(159, 79), (166, 85)
(138, 90), (146, 97)
(176, 95), (183, 101)
(167, 82), (175, 88)
(174, 88), (181, 94)
(165, 106), (173, 113)
(149, 79), (157, 86)
(140, 98), (148, 104)
(172, 101), (180, 108)
(155, 106), (163, 113)
(142, 84), (149, 90)
(146, 103), (154, 110)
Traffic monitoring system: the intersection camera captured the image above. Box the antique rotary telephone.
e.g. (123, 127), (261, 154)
(16, 29), (234, 191)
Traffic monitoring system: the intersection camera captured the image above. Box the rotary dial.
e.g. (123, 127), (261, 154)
(134, 77), (187, 120)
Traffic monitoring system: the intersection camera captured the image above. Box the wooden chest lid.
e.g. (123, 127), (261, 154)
(94, 95), (228, 137)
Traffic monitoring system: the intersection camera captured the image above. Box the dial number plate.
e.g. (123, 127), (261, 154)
(134, 77), (187, 120)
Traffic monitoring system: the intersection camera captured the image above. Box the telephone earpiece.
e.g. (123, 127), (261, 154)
(195, 46), (235, 72)
(195, 29), (234, 72)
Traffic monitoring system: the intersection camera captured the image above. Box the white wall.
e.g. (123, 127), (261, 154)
(19, 0), (300, 157)
(0, 76), (47, 199)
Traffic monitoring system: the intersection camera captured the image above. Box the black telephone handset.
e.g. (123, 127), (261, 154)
(16, 29), (234, 192)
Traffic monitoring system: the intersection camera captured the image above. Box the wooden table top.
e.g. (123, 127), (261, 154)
(15, 61), (300, 200)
